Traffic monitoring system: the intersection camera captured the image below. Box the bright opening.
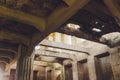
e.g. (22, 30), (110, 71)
(92, 28), (101, 32)
(79, 38), (86, 42)
(67, 23), (80, 29)
(35, 46), (41, 50)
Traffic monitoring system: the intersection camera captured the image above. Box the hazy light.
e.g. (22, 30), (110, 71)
(35, 46), (40, 50)
(92, 28), (101, 32)
(79, 38), (86, 42)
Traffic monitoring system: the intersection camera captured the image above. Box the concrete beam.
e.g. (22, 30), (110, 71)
(40, 40), (89, 54)
(34, 61), (52, 67)
(46, 0), (90, 30)
(29, 0), (90, 55)
(0, 48), (17, 54)
(0, 30), (30, 46)
(10, 61), (52, 69)
(57, 26), (98, 42)
(0, 5), (46, 32)
(0, 61), (8, 64)
(84, 1), (112, 16)
(34, 49), (73, 59)
(63, 0), (76, 6)
(103, 0), (120, 21)
(40, 40), (110, 55)
(0, 52), (14, 60)
(0, 58), (10, 64)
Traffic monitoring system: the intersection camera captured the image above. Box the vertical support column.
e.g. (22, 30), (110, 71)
(0, 63), (5, 71)
(51, 68), (56, 80)
(15, 44), (34, 80)
(110, 48), (120, 80)
(88, 56), (97, 80)
(72, 61), (79, 80)
(62, 65), (65, 80)
(0, 63), (6, 79)
(45, 67), (48, 80)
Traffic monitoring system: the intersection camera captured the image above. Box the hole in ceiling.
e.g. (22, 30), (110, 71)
(92, 28), (102, 32)
(67, 23), (80, 29)
(35, 46), (41, 50)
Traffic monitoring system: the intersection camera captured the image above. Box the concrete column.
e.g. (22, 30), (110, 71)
(45, 67), (51, 80)
(110, 48), (120, 80)
(60, 65), (66, 80)
(51, 68), (56, 80)
(45, 67), (48, 80)
(72, 61), (79, 80)
(62, 65), (65, 80)
(0, 63), (6, 79)
(88, 56), (97, 80)
(15, 45), (34, 80)
(0, 63), (5, 70)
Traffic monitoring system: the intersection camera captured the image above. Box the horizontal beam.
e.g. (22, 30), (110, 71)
(34, 49), (73, 59)
(29, 0), (90, 55)
(0, 30), (30, 46)
(63, 0), (76, 6)
(0, 5), (46, 32)
(57, 26), (98, 42)
(0, 61), (8, 64)
(0, 48), (17, 54)
(34, 61), (52, 67)
(10, 61), (52, 69)
(40, 40), (89, 54)
(84, 1), (112, 16)
(103, 0), (120, 21)
(0, 58), (10, 64)
(0, 53), (14, 60)
(40, 40), (109, 55)
(47, 0), (90, 30)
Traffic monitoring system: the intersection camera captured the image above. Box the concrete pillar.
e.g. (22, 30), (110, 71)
(63, 59), (73, 80)
(0, 63), (6, 79)
(45, 67), (51, 80)
(72, 61), (79, 80)
(0, 63), (5, 71)
(62, 65), (65, 80)
(4, 69), (10, 80)
(110, 48), (120, 80)
(51, 68), (56, 80)
(15, 45), (34, 80)
(45, 67), (48, 80)
(88, 56), (97, 80)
